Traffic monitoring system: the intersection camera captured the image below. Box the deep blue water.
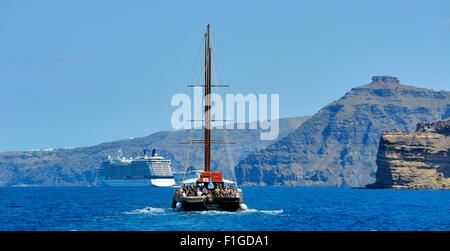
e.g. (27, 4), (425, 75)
(0, 186), (449, 230)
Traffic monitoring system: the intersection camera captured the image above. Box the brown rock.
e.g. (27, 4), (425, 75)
(367, 120), (450, 189)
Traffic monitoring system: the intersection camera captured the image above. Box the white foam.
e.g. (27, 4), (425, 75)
(191, 208), (284, 215)
(258, 209), (284, 215)
(123, 207), (284, 216)
(124, 207), (166, 215)
(241, 209), (284, 215)
(196, 210), (236, 215)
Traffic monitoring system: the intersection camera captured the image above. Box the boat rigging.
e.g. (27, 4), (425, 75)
(171, 24), (247, 211)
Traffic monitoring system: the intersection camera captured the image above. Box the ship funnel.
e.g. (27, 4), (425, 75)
(151, 149), (157, 157)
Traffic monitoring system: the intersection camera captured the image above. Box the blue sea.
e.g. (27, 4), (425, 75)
(0, 186), (449, 231)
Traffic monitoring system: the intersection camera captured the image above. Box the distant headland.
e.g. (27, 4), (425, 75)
(367, 119), (450, 190)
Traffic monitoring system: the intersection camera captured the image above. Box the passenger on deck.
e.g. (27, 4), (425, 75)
(215, 187), (221, 196)
(196, 188), (202, 197)
(178, 183), (239, 198)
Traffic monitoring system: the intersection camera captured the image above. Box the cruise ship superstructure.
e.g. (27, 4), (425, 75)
(97, 149), (176, 187)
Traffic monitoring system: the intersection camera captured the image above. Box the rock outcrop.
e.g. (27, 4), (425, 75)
(367, 120), (450, 189)
(416, 120), (450, 135)
(236, 76), (450, 186)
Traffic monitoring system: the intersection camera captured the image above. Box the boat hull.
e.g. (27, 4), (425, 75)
(102, 178), (175, 187)
(173, 197), (242, 212)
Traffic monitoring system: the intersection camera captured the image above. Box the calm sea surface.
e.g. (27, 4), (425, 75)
(0, 186), (449, 230)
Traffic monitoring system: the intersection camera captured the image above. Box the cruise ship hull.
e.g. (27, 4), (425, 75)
(102, 177), (176, 187)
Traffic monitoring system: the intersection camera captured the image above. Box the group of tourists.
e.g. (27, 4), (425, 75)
(176, 183), (239, 199)
(213, 186), (238, 198)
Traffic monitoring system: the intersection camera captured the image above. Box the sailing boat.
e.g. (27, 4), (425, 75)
(171, 24), (247, 212)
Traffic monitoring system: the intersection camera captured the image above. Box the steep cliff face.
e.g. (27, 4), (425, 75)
(0, 116), (309, 187)
(368, 120), (450, 189)
(236, 76), (450, 186)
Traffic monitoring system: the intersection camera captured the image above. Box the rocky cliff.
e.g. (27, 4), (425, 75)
(0, 116), (309, 187)
(367, 120), (450, 189)
(235, 76), (450, 186)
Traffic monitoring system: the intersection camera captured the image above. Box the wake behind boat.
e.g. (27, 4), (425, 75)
(171, 24), (247, 212)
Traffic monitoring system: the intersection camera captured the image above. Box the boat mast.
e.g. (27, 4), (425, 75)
(204, 24), (212, 173)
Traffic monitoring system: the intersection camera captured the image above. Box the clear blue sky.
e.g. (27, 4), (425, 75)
(1, 0), (449, 151)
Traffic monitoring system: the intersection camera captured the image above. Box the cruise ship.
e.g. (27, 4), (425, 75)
(97, 149), (176, 187)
